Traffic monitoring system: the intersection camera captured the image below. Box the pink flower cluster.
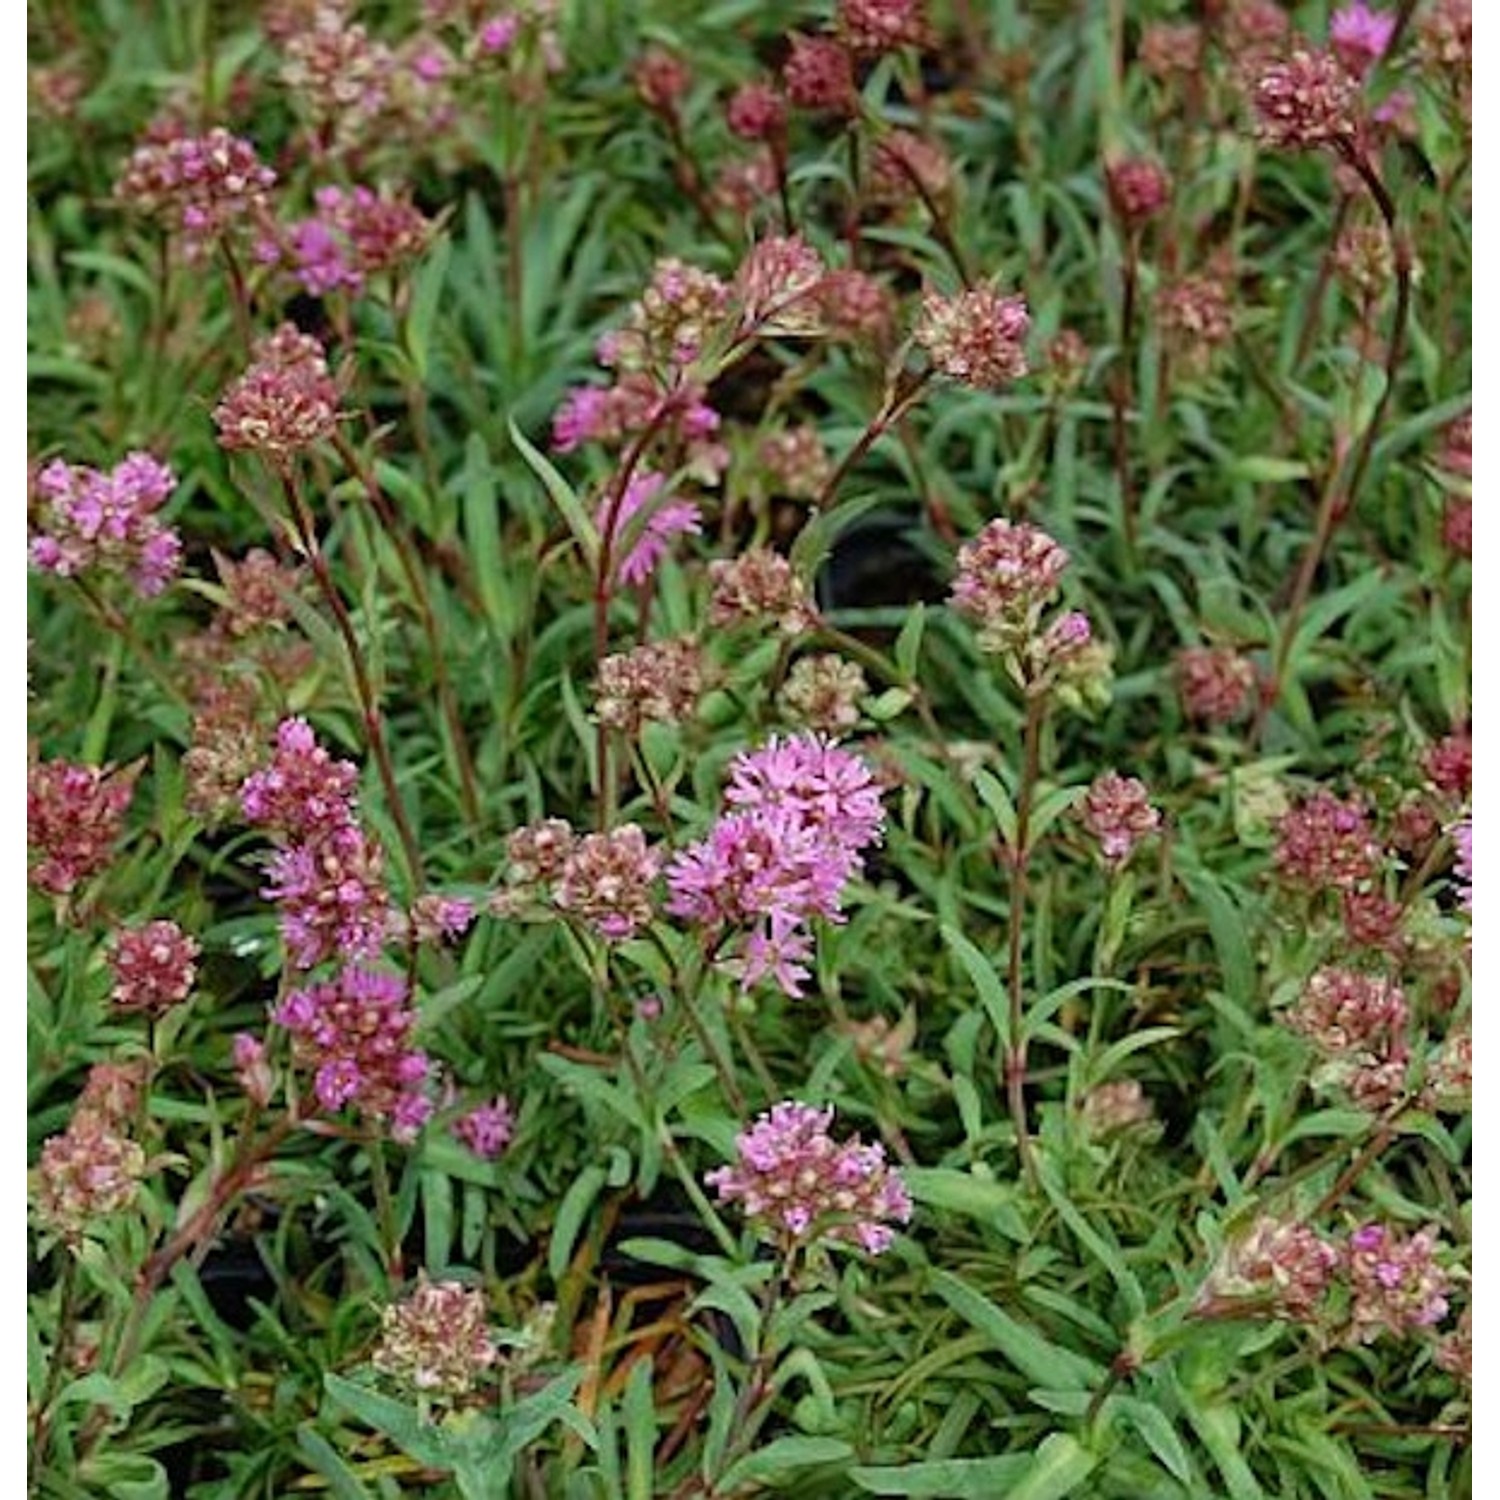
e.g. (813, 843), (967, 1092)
(1452, 815), (1471, 911)
(108, 919), (200, 1016)
(837, 0), (928, 55)
(1285, 966), (1409, 1110)
(950, 519), (1069, 652)
(1080, 772), (1161, 865)
(1195, 1215), (1341, 1322)
(1344, 1223), (1450, 1343)
(453, 1096), (514, 1159)
(28, 759), (139, 897)
(259, 184), (430, 295)
(242, 718), (391, 969)
(1330, 3), (1396, 79)
(115, 126), (276, 253)
(214, 325), (343, 461)
(1250, 49), (1359, 150)
(276, 966), (432, 1139)
(707, 1101), (912, 1253)
(552, 824), (662, 941)
(1175, 645), (1258, 725)
(373, 1274), (497, 1397)
(30, 453), (182, 597)
(596, 471), (703, 588)
(915, 284), (1030, 389)
(667, 735), (884, 996)
(1273, 790), (1382, 893)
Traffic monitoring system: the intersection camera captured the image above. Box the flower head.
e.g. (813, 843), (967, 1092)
(30, 453), (182, 596)
(453, 1097), (515, 1159)
(28, 759), (138, 896)
(726, 82), (786, 141)
(1273, 790), (1382, 892)
(779, 654), (867, 733)
(783, 34), (856, 113)
(373, 1274), (498, 1397)
(1344, 1224), (1450, 1343)
(837, 0), (928, 55)
(709, 548), (817, 635)
(1330, 4), (1396, 78)
(950, 519), (1068, 651)
(915, 285), (1030, 388)
(1105, 157), (1171, 228)
(115, 126), (276, 253)
(595, 637), (703, 736)
(109, 919), (200, 1015)
(1195, 1215), (1340, 1322)
(708, 1101), (912, 1252)
(1080, 772), (1161, 865)
(35, 1108), (146, 1242)
(552, 825), (660, 941)
(276, 966), (431, 1138)
(598, 471), (702, 588)
(241, 716), (360, 841)
(1251, 49), (1360, 150)
(214, 324), (342, 460)
(1175, 646), (1257, 725)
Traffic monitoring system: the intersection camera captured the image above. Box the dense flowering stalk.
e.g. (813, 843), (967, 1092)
(115, 126), (276, 253)
(28, 760), (138, 897)
(708, 1101), (911, 1253)
(1343, 1224), (1450, 1343)
(108, 920), (200, 1015)
(668, 736), (884, 996)
(372, 1274), (497, 1397)
(1079, 773), (1161, 865)
(453, 1097), (515, 1159)
(915, 285), (1030, 388)
(1251, 49), (1360, 150)
(1195, 1216), (1341, 1322)
(30, 454), (182, 597)
(241, 717), (360, 840)
(275, 966), (432, 1139)
(214, 325), (343, 461)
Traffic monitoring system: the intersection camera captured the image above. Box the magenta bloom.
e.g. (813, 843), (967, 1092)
(262, 823), (390, 971)
(241, 717), (360, 842)
(667, 735), (885, 997)
(275, 966), (432, 1140)
(708, 1101), (911, 1253)
(1452, 816), (1472, 911)
(453, 1097), (515, 1159)
(597, 471), (702, 587)
(1330, 3), (1396, 77)
(30, 453), (182, 597)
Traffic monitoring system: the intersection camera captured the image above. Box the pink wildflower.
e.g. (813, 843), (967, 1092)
(552, 824), (661, 940)
(838, 0), (928, 55)
(707, 1101), (912, 1253)
(708, 548), (817, 634)
(1195, 1216), (1340, 1322)
(453, 1097), (515, 1159)
(28, 759), (138, 896)
(276, 966), (432, 1139)
(213, 324), (342, 461)
(915, 285), (1030, 388)
(597, 471), (703, 588)
(265, 184), (429, 296)
(1080, 772), (1161, 865)
(35, 1109), (146, 1242)
(736, 235), (827, 336)
(1175, 645), (1257, 725)
(30, 452), (182, 597)
(1105, 157), (1171, 228)
(1273, 790), (1382, 892)
(726, 82), (786, 141)
(374, 1275), (497, 1397)
(108, 919), (200, 1015)
(1330, 3), (1396, 78)
(241, 716), (360, 841)
(1251, 49), (1360, 150)
(263, 822), (390, 970)
(783, 34), (856, 113)
(950, 519), (1069, 651)
(1344, 1224), (1450, 1343)
(115, 126), (276, 253)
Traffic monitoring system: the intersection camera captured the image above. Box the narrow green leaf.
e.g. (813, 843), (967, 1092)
(1003, 1432), (1101, 1500)
(851, 1455), (1032, 1496)
(508, 417), (599, 568)
(548, 1163), (607, 1280)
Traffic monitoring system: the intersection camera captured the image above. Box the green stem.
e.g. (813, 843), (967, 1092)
(1005, 691), (1046, 1186)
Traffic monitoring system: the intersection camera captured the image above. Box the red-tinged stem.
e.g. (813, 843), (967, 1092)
(332, 431), (481, 832)
(809, 371), (933, 515)
(279, 468), (426, 888)
(1255, 144), (1410, 741)
(1005, 690), (1046, 1186)
(1110, 232), (1140, 556)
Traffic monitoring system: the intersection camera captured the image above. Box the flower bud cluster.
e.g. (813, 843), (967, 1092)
(214, 325), (342, 461)
(708, 1101), (912, 1253)
(30, 453), (182, 597)
(28, 759), (139, 897)
(373, 1274), (498, 1397)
